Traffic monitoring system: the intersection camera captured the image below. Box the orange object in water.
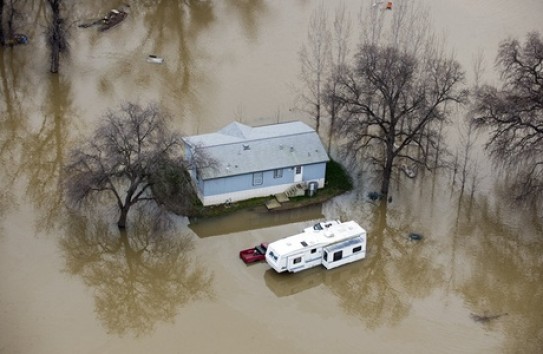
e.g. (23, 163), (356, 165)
(386, 2), (392, 10)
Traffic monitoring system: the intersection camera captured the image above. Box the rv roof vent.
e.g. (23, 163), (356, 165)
(243, 144), (250, 150)
(301, 241), (308, 247)
(290, 146), (294, 152)
(324, 230), (334, 238)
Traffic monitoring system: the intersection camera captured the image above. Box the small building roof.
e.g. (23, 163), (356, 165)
(183, 121), (329, 179)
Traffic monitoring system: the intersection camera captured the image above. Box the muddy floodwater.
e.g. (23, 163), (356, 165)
(1, 1), (542, 353)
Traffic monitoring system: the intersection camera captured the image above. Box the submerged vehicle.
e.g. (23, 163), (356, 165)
(265, 220), (366, 273)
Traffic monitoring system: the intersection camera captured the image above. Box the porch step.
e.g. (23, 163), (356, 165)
(265, 198), (282, 210)
(275, 193), (290, 203)
(285, 183), (307, 198)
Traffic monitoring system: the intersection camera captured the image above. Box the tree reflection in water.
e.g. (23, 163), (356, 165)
(454, 181), (543, 354)
(327, 202), (444, 329)
(60, 207), (214, 336)
(19, 74), (74, 232)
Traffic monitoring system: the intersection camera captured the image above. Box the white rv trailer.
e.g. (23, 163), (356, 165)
(265, 220), (366, 273)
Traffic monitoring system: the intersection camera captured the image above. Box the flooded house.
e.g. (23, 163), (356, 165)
(182, 121), (329, 206)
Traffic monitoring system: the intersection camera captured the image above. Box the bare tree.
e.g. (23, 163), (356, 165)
(328, 1), (467, 198)
(298, 2), (331, 134)
(331, 44), (466, 197)
(471, 31), (543, 203)
(63, 102), (198, 229)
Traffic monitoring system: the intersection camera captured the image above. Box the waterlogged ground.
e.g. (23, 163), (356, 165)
(1, 1), (542, 353)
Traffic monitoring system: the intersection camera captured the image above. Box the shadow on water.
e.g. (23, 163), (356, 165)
(264, 266), (325, 297)
(59, 207), (214, 336)
(189, 203), (324, 237)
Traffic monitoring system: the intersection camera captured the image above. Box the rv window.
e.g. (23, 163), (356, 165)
(311, 249), (316, 254)
(353, 246), (362, 253)
(269, 251), (278, 261)
(323, 251), (328, 261)
(293, 257), (302, 264)
(333, 251), (343, 262)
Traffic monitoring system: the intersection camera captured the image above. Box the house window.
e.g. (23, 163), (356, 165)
(274, 168), (283, 178)
(253, 172), (263, 185)
(294, 165), (302, 174)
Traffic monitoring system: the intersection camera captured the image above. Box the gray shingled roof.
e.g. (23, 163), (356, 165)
(183, 121), (329, 179)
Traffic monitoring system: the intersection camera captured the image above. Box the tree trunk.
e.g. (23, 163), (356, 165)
(48, 0), (61, 73)
(381, 149), (394, 197)
(327, 107), (335, 155)
(117, 206), (129, 229)
(315, 101), (321, 133)
(50, 17), (61, 73)
(0, 0), (5, 46)
(6, 0), (16, 46)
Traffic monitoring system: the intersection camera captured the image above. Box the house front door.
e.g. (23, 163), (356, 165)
(294, 165), (303, 183)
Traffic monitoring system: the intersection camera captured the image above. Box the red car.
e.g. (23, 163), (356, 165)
(240, 243), (268, 264)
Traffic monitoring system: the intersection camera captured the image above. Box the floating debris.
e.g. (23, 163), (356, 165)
(5, 33), (28, 45)
(401, 164), (417, 178)
(99, 8), (128, 32)
(79, 6), (129, 32)
(78, 19), (103, 28)
(367, 191), (382, 201)
(408, 232), (423, 241)
(146, 55), (164, 64)
(470, 312), (508, 323)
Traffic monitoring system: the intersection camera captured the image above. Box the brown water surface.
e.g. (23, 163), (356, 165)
(1, 1), (542, 353)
